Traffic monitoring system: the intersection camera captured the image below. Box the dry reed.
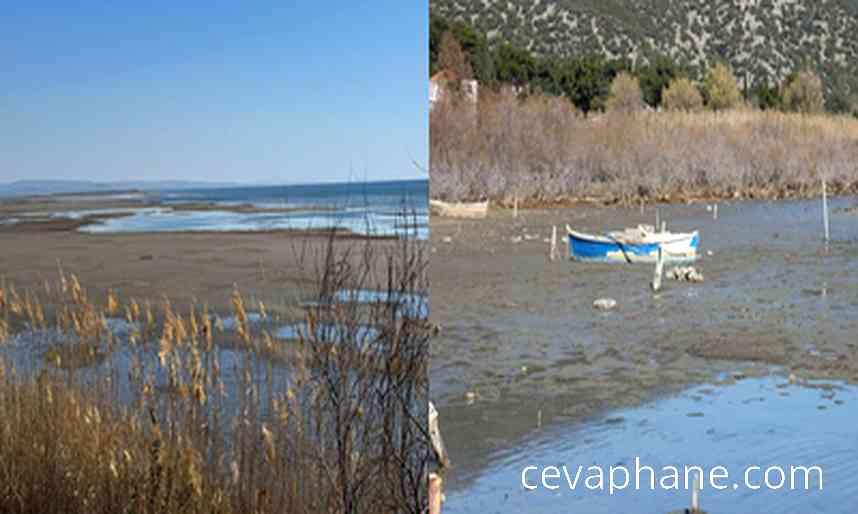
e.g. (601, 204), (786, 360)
(430, 91), (858, 205)
(0, 224), (431, 514)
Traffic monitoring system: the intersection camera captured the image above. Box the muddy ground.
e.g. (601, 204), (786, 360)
(429, 197), (858, 487)
(0, 198), (407, 316)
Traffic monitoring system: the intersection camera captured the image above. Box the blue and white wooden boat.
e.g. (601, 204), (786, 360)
(567, 224), (699, 264)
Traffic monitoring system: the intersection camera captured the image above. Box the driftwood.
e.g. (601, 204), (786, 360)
(429, 199), (489, 219)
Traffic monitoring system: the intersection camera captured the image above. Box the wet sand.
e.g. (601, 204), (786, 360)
(0, 198), (403, 316)
(429, 197), (858, 488)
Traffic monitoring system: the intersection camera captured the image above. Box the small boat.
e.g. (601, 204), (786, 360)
(429, 199), (489, 219)
(567, 224), (699, 264)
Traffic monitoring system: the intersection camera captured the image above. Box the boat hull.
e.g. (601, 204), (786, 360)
(429, 200), (489, 219)
(568, 230), (699, 264)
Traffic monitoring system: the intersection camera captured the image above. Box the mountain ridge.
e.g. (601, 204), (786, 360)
(430, 0), (858, 86)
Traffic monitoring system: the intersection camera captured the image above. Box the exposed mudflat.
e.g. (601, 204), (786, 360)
(429, 197), (858, 491)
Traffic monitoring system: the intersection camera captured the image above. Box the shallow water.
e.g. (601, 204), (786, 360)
(429, 196), (858, 507)
(78, 206), (429, 238)
(446, 375), (857, 514)
(0, 319), (291, 422)
(332, 289), (429, 319)
(74, 180), (430, 238)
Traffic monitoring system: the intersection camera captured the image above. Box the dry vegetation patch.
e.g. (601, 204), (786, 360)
(431, 92), (858, 204)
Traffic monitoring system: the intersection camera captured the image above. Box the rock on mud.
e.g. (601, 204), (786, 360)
(593, 298), (618, 310)
(668, 266), (704, 283)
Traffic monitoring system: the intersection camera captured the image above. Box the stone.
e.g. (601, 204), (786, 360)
(593, 298), (617, 310)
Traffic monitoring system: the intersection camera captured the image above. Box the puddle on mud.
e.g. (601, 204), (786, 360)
(274, 323), (379, 343)
(333, 289), (428, 319)
(445, 375), (858, 514)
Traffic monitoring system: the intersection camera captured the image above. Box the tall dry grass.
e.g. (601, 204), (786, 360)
(0, 228), (431, 514)
(430, 90), (858, 204)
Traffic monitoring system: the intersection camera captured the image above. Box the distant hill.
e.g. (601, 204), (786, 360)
(0, 180), (242, 197)
(430, 0), (858, 85)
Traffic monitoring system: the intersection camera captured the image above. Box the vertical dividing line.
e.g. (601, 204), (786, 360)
(822, 177), (830, 243)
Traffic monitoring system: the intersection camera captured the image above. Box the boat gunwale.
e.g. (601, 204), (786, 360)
(566, 225), (698, 245)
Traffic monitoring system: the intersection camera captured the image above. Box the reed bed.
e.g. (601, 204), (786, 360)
(430, 91), (858, 204)
(0, 229), (431, 514)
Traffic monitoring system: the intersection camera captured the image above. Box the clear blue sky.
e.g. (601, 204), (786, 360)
(0, 2), (427, 184)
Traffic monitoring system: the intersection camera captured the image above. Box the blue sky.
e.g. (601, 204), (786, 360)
(0, 2), (427, 184)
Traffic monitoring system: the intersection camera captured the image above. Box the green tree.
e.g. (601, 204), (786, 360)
(429, 14), (495, 83)
(703, 62), (742, 111)
(560, 56), (627, 114)
(637, 53), (682, 108)
(429, 14), (451, 76)
(828, 66), (858, 117)
(662, 77), (704, 112)
(606, 72), (643, 113)
(750, 77), (781, 110)
(494, 43), (535, 86)
(531, 57), (566, 97)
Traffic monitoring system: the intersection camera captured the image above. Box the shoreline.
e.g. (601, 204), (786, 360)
(0, 196), (411, 240)
(430, 183), (858, 210)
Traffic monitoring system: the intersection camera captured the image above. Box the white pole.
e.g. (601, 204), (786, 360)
(822, 178), (830, 243)
(713, 204), (718, 220)
(651, 246), (664, 292)
(691, 475), (700, 512)
(513, 196), (519, 218)
(550, 225), (558, 261)
(655, 208), (660, 230)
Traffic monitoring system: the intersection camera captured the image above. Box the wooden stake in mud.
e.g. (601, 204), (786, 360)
(822, 177), (830, 243)
(429, 473), (443, 514)
(550, 225), (558, 261)
(651, 246), (665, 292)
(713, 204), (718, 220)
(514, 196), (519, 218)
